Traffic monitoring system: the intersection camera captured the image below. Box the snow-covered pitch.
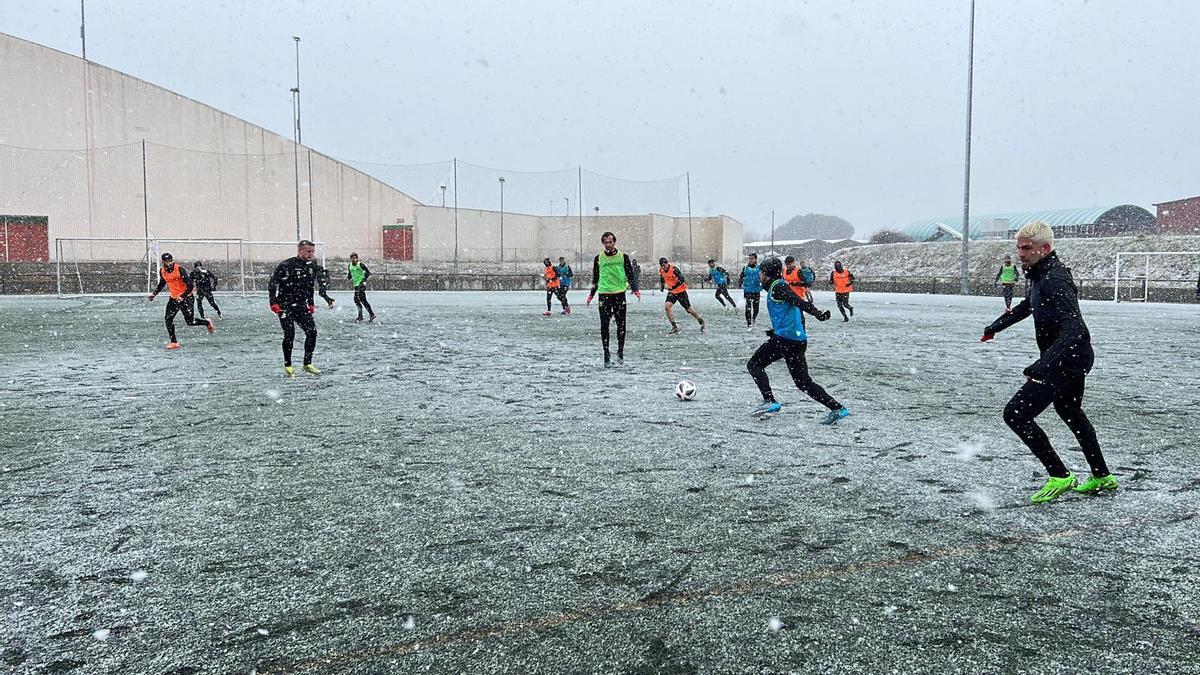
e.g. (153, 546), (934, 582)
(1, 290), (1197, 673)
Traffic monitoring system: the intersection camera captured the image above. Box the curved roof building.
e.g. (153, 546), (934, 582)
(901, 205), (1156, 242)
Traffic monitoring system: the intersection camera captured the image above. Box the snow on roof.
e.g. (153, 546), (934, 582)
(743, 238), (868, 247)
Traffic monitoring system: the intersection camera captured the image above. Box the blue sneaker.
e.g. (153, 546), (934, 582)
(604, 358), (613, 369)
(819, 407), (851, 425)
(750, 401), (782, 416)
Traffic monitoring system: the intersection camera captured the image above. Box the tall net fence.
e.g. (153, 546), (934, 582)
(2, 140), (702, 267)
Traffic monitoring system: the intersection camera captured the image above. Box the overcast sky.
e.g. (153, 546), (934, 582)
(3, 0), (1197, 235)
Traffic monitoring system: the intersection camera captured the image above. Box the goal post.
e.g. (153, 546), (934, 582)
(1113, 251), (1200, 303)
(54, 237), (326, 297)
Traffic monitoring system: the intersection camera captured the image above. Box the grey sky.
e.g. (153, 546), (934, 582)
(3, 0), (1197, 235)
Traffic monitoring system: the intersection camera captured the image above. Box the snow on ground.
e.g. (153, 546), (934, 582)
(1, 290), (1198, 673)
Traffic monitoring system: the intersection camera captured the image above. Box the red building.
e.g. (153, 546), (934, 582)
(1153, 196), (1200, 234)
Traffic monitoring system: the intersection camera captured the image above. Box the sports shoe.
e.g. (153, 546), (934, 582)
(699, 320), (706, 333)
(542, 311), (552, 317)
(1030, 473), (1078, 503)
(325, 300), (335, 308)
(616, 355), (624, 366)
(369, 314), (377, 322)
(165, 342), (181, 350)
(819, 407), (851, 425)
(565, 307), (573, 315)
(751, 401), (782, 416)
(848, 306), (854, 317)
(284, 365), (295, 377)
(355, 316), (364, 323)
(1073, 474), (1118, 494)
(666, 325), (680, 335)
(842, 317), (849, 322)
(303, 364), (321, 375)
(206, 319), (216, 334)
(604, 358), (613, 369)
(746, 325), (754, 332)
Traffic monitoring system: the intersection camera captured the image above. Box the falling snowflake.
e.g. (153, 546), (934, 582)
(768, 617), (784, 632)
(130, 570), (148, 582)
(402, 616), (416, 630)
(92, 629), (111, 641)
(955, 442), (983, 462)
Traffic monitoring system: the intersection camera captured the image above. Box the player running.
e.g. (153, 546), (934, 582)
(738, 253), (763, 330)
(147, 253), (214, 349)
(707, 258), (737, 309)
(799, 259), (816, 302)
(994, 254), (1022, 313)
(982, 221), (1114, 503)
(658, 257), (705, 335)
(555, 256), (574, 311)
(315, 264), (336, 308)
(190, 261), (221, 319)
(747, 257), (849, 424)
(586, 232), (641, 368)
(829, 260), (855, 321)
(347, 253), (376, 322)
(542, 258), (570, 316)
(269, 240), (321, 377)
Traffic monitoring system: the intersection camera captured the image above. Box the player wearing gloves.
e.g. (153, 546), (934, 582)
(981, 221), (1114, 503)
(148, 252), (214, 349)
(747, 257), (849, 424)
(269, 240), (321, 377)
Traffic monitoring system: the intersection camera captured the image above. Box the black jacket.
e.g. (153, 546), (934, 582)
(269, 256), (317, 307)
(985, 251), (1094, 379)
(190, 268), (218, 292)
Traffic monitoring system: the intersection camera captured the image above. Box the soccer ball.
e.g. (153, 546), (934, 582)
(674, 380), (697, 401)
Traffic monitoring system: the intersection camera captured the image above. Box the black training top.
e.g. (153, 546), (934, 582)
(986, 251), (1094, 378)
(190, 269), (218, 292)
(269, 256), (317, 307)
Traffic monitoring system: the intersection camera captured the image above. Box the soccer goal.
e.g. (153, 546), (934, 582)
(54, 237), (326, 297)
(1112, 251), (1200, 303)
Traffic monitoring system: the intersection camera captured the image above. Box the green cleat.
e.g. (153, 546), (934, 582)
(1030, 473), (1077, 503)
(1073, 474), (1118, 494)
(284, 366), (295, 378)
(303, 364), (321, 375)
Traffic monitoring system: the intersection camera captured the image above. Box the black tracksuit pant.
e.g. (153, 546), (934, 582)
(744, 292), (760, 326)
(1003, 371), (1109, 479)
(353, 285), (374, 318)
(546, 287), (569, 312)
(598, 293), (627, 359)
(835, 293), (853, 320)
(279, 304), (318, 366)
(195, 289), (220, 318)
(747, 336), (841, 410)
(715, 285), (736, 307)
(165, 296), (208, 342)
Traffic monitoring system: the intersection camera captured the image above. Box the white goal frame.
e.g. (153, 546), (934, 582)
(1112, 250), (1200, 303)
(54, 237), (327, 298)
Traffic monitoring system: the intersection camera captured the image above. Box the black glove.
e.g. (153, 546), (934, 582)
(1022, 363), (1047, 381)
(818, 310), (831, 321)
(765, 329), (776, 337)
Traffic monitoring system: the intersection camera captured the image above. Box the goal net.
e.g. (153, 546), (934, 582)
(54, 237), (326, 297)
(1113, 251), (1200, 303)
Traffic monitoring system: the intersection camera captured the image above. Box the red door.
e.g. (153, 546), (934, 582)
(2, 216), (50, 261)
(382, 224), (413, 261)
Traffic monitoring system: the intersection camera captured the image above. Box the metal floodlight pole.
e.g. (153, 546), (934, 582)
(686, 171), (693, 263)
(498, 176), (505, 262)
(960, 0), (976, 295)
(770, 210), (775, 254)
(577, 166), (583, 268)
(453, 158), (459, 264)
(142, 139), (151, 293)
(307, 150), (315, 241)
(80, 0), (87, 59)
(291, 36), (302, 242)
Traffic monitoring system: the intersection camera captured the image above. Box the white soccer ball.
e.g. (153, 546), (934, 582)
(674, 379), (697, 401)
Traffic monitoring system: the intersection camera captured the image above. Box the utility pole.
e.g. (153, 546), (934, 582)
(960, 0), (976, 295)
(498, 176), (506, 262)
(290, 36), (302, 241)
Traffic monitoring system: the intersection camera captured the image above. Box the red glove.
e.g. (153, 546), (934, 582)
(980, 332), (994, 342)
(586, 294), (594, 306)
(270, 303), (282, 315)
(146, 293), (156, 301)
(633, 290), (642, 300)
(308, 304), (315, 314)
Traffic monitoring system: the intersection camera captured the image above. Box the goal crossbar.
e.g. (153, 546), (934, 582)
(1113, 250), (1200, 303)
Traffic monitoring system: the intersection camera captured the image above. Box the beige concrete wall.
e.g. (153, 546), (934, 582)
(0, 32), (417, 261)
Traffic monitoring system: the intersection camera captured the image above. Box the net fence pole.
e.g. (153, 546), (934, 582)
(56, 238), (62, 297)
(959, 0), (977, 295)
(686, 171), (693, 263)
(240, 241), (247, 297)
(1144, 255), (1150, 302)
(142, 139), (152, 293)
(1113, 253), (1121, 302)
(453, 157), (459, 264)
(307, 149), (315, 242)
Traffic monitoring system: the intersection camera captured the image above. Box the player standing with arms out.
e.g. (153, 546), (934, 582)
(542, 258), (570, 316)
(270, 240), (321, 377)
(555, 256), (574, 312)
(747, 257), (849, 424)
(586, 232), (640, 368)
(707, 258), (737, 309)
(982, 221), (1115, 503)
(829, 260), (855, 321)
(348, 253), (376, 322)
(148, 253), (214, 349)
(658, 257), (705, 335)
(739, 253), (763, 330)
(190, 261), (221, 319)
(994, 254), (1022, 313)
